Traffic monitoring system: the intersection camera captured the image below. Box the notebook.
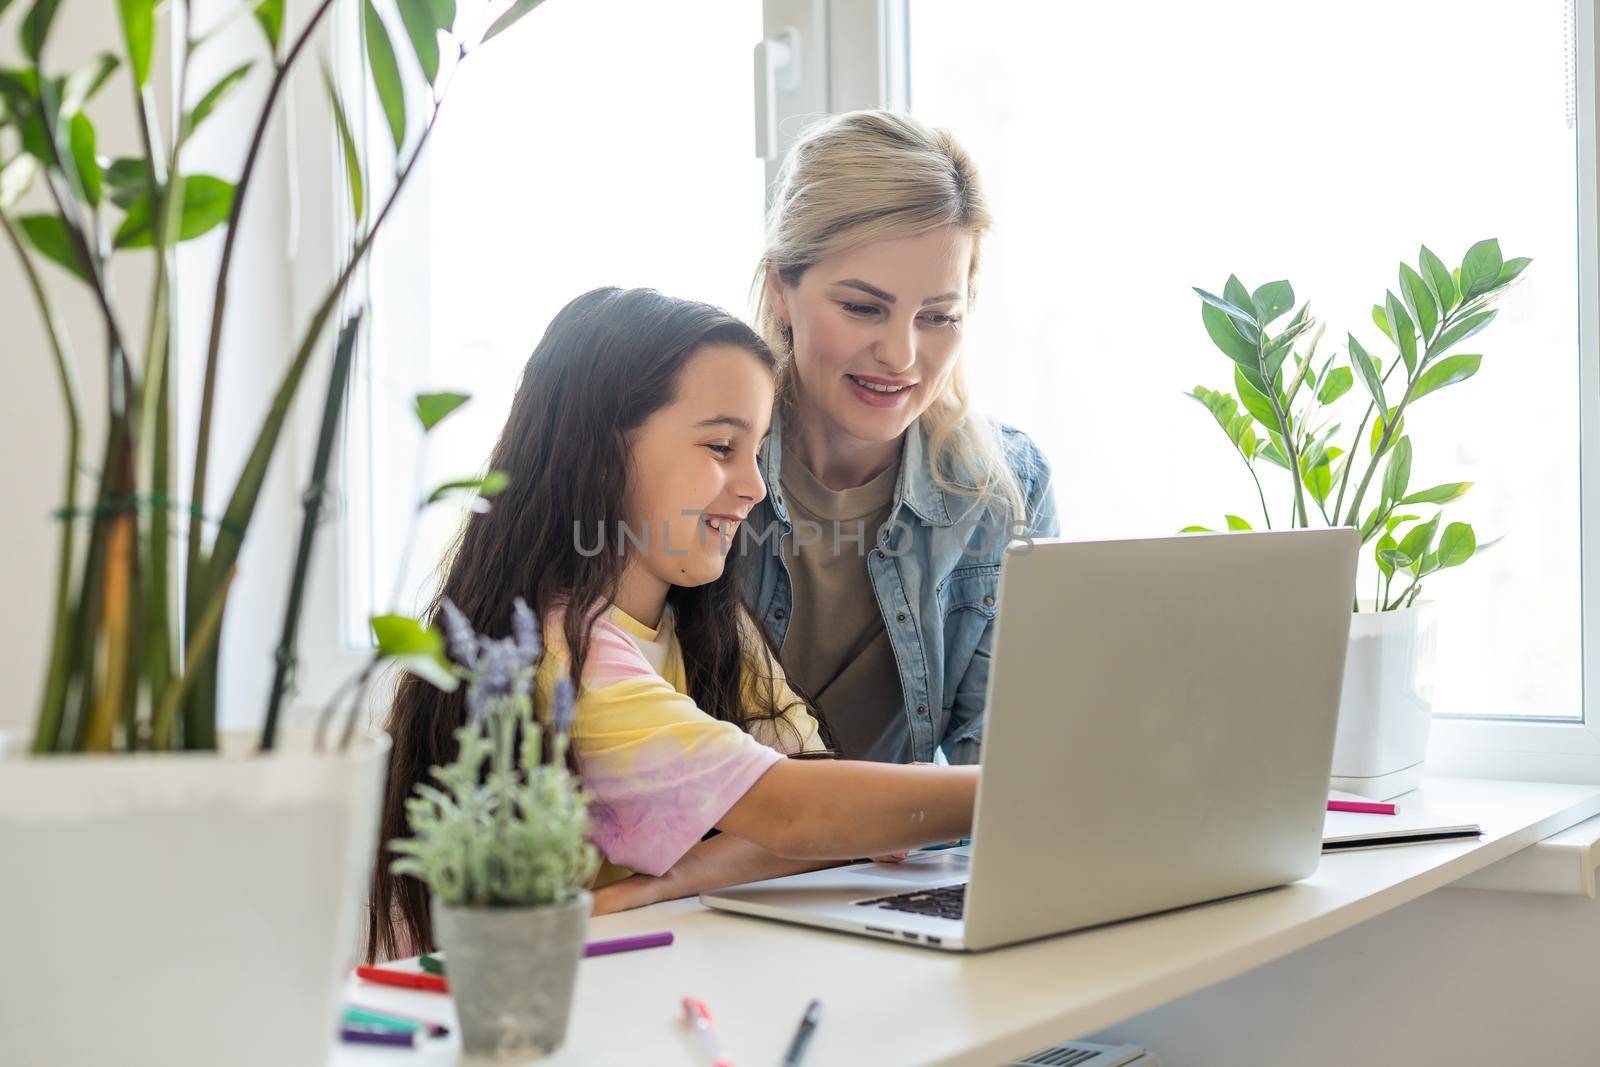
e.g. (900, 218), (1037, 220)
(1323, 790), (1481, 852)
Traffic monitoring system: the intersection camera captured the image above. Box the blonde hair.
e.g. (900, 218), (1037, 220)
(752, 109), (1026, 526)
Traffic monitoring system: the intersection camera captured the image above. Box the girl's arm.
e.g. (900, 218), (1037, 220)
(716, 761), (979, 859)
(591, 833), (839, 915)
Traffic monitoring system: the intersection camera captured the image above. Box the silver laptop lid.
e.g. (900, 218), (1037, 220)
(962, 529), (1358, 950)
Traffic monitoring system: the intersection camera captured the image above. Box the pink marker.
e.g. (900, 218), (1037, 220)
(682, 997), (733, 1067)
(1328, 799), (1398, 815)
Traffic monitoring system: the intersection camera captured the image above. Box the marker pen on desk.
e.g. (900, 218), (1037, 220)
(1328, 800), (1398, 815)
(341, 1025), (422, 1048)
(682, 997), (732, 1067)
(354, 965), (449, 994)
(781, 999), (821, 1066)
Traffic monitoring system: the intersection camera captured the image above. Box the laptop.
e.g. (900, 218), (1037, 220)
(702, 529), (1360, 951)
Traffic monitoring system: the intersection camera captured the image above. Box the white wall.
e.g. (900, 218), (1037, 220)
(1089, 886), (1600, 1064)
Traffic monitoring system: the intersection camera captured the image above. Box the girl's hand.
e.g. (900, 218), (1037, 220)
(591, 874), (664, 916)
(871, 761), (937, 860)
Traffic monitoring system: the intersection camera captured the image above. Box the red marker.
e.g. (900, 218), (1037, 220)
(354, 965), (449, 994)
(682, 997), (732, 1067)
(1328, 799), (1398, 815)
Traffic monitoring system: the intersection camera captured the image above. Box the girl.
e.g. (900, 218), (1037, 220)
(745, 109), (1061, 767)
(368, 287), (979, 960)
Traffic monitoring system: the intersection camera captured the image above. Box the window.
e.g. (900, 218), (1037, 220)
(901, 0), (1584, 722)
(342, 0), (1599, 746)
(348, 0), (767, 636)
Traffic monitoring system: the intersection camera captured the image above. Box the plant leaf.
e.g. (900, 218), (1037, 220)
(1377, 546), (1412, 575)
(102, 156), (147, 208)
(1384, 290), (1416, 375)
(1397, 514), (1440, 564)
(1180, 525), (1215, 534)
(1380, 436), (1412, 505)
(1202, 301), (1258, 366)
(324, 68), (365, 221)
(254, 0), (284, 48)
(1369, 411), (1404, 456)
(60, 52), (119, 115)
(397, 0), (454, 84)
(1348, 334), (1387, 421)
(1419, 245), (1456, 314)
(1225, 514), (1252, 532)
(1410, 353), (1481, 402)
(1497, 257), (1531, 286)
(370, 615), (459, 692)
(0, 152), (38, 209)
(183, 62), (253, 138)
(365, 0), (408, 154)
(1428, 309), (1495, 359)
(67, 111), (98, 206)
(1459, 238), (1503, 300)
(117, 0), (153, 86)
(1316, 365), (1353, 404)
(1233, 365), (1277, 427)
(1398, 481), (1471, 506)
(1250, 280), (1294, 327)
(1371, 304), (1392, 342)
(1436, 522), (1475, 568)
(16, 212), (86, 280)
(483, 0), (549, 43)
(1397, 263), (1437, 343)
(113, 174), (235, 248)
(414, 391), (471, 430)
(20, 0), (63, 63)
(427, 471), (510, 506)
(1196, 286), (1259, 337)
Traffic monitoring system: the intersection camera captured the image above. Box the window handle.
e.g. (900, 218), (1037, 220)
(754, 28), (801, 161)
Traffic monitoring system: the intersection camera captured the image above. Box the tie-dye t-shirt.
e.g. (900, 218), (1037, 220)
(538, 604), (825, 886)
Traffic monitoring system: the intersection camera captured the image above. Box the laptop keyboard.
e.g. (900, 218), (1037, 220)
(855, 882), (967, 921)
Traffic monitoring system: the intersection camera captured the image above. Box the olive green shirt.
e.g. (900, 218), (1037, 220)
(778, 452), (907, 762)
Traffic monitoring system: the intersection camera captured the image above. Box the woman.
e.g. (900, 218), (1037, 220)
(746, 109), (1059, 766)
(367, 287), (980, 960)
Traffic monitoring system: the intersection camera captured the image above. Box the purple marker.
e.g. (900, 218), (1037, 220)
(585, 931), (674, 957)
(341, 1026), (421, 1048)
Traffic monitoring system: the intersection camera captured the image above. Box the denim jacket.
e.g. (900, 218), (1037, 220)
(742, 413), (1060, 764)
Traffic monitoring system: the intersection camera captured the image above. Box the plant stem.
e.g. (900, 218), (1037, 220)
(3, 212), (84, 753)
(151, 565), (236, 750)
(1259, 343), (1307, 527)
(187, 93), (447, 748)
(1248, 463), (1272, 530)
(188, 0), (340, 629)
(261, 314), (364, 751)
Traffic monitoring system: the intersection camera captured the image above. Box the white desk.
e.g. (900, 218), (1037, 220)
(335, 778), (1600, 1067)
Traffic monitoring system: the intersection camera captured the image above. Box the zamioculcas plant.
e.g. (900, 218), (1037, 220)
(2, 0), (548, 754)
(1184, 240), (1526, 611)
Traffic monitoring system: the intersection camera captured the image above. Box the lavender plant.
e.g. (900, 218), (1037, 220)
(388, 598), (598, 907)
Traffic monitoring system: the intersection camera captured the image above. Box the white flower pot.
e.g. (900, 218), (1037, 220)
(1329, 602), (1438, 800)
(0, 728), (389, 1067)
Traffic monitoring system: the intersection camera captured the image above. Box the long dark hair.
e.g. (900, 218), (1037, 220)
(367, 287), (809, 961)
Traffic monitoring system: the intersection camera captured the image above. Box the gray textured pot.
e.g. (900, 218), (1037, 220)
(431, 891), (592, 1061)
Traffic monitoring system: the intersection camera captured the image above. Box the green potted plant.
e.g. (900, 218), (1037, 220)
(391, 597), (599, 1061)
(0, 1), (547, 1064)
(1185, 240), (1526, 799)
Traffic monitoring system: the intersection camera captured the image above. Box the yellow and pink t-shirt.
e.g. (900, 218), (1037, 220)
(538, 604), (825, 886)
